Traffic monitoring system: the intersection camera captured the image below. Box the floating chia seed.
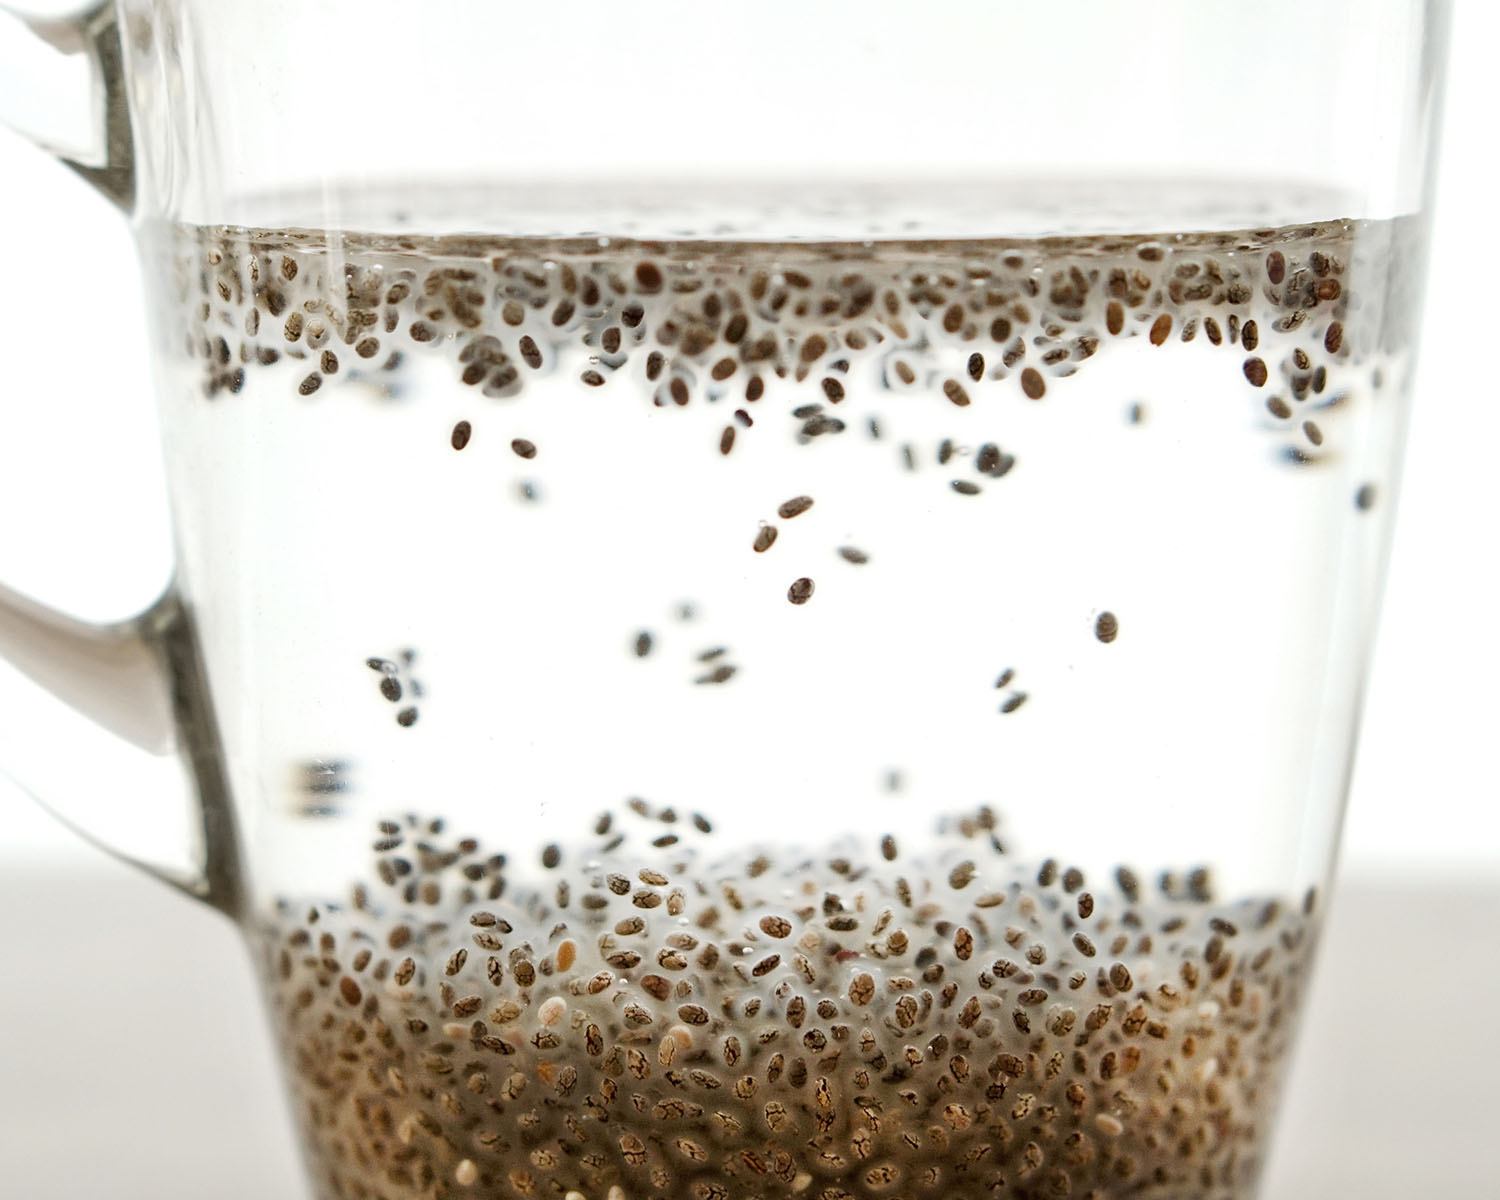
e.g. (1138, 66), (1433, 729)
(753, 525), (778, 553)
(778, 495), (813, 519)
(395, 708), (418, 727)
(1020, 367), (1046, 399)
(787, 577), (814, 605)
(1095, 611), (1119, 643)
(451, 420), (472, 450)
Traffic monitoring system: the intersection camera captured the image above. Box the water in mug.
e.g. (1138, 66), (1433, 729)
(140, 181), (1419, 1199)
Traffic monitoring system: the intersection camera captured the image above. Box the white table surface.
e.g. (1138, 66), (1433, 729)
(1, 855), (1494, 1199)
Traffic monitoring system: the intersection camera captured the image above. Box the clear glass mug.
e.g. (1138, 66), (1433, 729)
(0, 2), (1449, 1197)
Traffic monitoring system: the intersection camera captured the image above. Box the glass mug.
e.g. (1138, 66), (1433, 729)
(0, 2), (1449, 1197)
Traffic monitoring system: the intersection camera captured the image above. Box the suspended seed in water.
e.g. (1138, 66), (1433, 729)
(951, 480), (981, 496)
(753, 525), (778, 553)
(778, 496), (814, 519)
(1021, 367), (1046, 399)
(396, 708), (418, 727)
(1149, 314), (1172, 345)
(943, 379), (971, 407)
(380, 676), (403, 703)
(1000, 692), (1028, 714)
(719, 426), (736, 455)
(451, 421), (472, 450)
(787, 578), (815, 605)
(1094, 612), (1119, 643)
(635, 262), (663, 292)
(1243, 357), (1269, 387)
(838, 547), (869, 565)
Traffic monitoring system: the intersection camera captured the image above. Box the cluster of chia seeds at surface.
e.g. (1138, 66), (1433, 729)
(175, 218), (1386, 495)
(171, 220), (1395, 722)
(261, 803), (1317, 1200)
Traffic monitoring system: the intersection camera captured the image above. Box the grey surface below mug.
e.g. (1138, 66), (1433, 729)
(3, 860), (1492, 1199)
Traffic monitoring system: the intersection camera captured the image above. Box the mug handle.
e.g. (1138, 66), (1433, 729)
(0, 0), (133, 210)
(0, 2), (241, 914)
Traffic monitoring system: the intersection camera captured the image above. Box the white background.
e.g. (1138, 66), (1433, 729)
(1, 4), (1496, 878)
